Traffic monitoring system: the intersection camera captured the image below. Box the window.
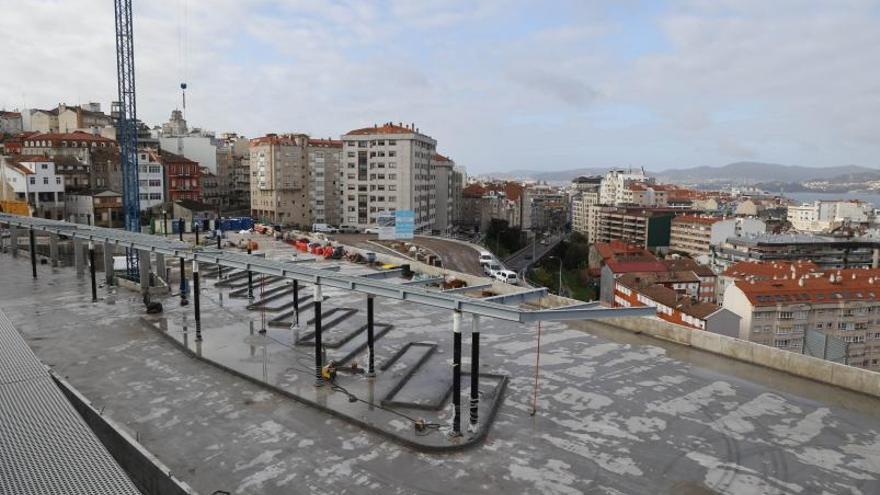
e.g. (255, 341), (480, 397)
(29, 177), (35, 185)
(43, 177), (49, 184)
(55, 177), (61, 184)
(41, 164), (48, 170)
(778, 311), (793, 320)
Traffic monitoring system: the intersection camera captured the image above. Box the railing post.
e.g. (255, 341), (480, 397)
(367, 295), (375, 377)
(29, 228), (37, 279)
(89, 241), (97, 302)
(469, 315), (480, 431)
(314, 284), (323, 386)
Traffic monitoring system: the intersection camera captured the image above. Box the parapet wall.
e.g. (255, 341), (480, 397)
(596, 315), (880, 399)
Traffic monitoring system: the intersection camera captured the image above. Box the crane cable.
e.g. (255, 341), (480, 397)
(529, 321), (542, 416)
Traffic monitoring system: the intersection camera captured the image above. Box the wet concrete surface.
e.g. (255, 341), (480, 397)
(2, 251), (880, 494)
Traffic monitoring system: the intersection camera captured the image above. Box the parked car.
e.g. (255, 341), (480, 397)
(312, 223), (338, 234)
(483, 262), (502, 276)
(494, 270), (519, 285)
(339, 224), (360, 234)
(364, 227), (380, 234)
(478, 252), (494, 267)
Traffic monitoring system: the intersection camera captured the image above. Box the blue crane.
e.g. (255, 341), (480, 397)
(114, 0), (141, 277)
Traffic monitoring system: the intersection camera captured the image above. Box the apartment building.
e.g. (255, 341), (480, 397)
(0, 156), (65, 219)
(161, 151), (202, 203)
(307, 138), (342, 226)
(340, 123), (437, 232)
(216, 133), (251, 215)
(0, 111), (23, 134)
(712, 233), (880, 272)
(613, 272), (740, 336)
(788, 200), (872, 233)
(65, 191), (123, 227)
(717, 260), (820, 304)
(431, 153), (457, 235)
(249, 134), (310, 226)
(599, 168), (650, 205)
(670, 215), (766, 261)
(587, 205), (676, 248)
(21, 131), (116, 192)
(137, 150), (164, 211)
(723, 267), (880, 370)
(620, 182), (672, 207)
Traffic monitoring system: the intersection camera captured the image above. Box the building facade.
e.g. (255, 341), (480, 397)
(711, 233), (880, 272)
(137, 150), (164, 211)
(0, 156), (65, 219)
(0, 111), (23, 134)
(340, 123), (437, 232)
(65, 191), (123, 227)
(599, 168), (650, 206)
(160, 151), (201, 203)
(588, 206), (676, 248)
(723, 267), (880, 370)
(307, 139), (342, 226)
(20, 131), (116, 192)
(249, 133), (310, 227)
(788, 200), (873, 233)
(670, 216), (766, 261)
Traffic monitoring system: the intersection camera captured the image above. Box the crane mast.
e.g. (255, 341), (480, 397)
(114, 0), (140, 232)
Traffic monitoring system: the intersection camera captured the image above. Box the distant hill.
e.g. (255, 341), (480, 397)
(484, 162), (879, 184)
(656, 162), (878, 183)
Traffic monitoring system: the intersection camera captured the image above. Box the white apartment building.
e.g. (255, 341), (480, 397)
(0, 156), (65, 219)
(340, 123), (437, 232)
(788, 200), (873, 233)
(599, 168), (650, 205)
(137, 150), (164, 210)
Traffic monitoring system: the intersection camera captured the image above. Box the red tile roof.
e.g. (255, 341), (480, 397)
(673, 214), (723, 225)
(24, 131), (114, 144)
(734, 268), (880, 306)
(722, 260), (820, 280)
(594, 240), (652, 261)
(5, 162), (34, 175)
(606, 259), (669, 274)
(663, 257), (716, 278)
(433, 153), (452, 163)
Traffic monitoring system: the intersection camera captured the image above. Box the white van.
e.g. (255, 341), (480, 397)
(312, 223), (338, 234)
(479, 252), (494, 267)
(483, 262), (502, 276)
(494, 270), (519, 285)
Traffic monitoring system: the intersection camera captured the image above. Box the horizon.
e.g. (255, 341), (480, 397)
(3, 1), (879, 173)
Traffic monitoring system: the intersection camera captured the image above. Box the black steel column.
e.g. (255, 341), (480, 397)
(28, 229), (36, 279)
(216, 231), (221, 248)
(314, 284), (323, 385)
(452, 311), (462, 436)
(367, 295), (375, 376)
(89, 241), (97, 302)
(193, 261), (201, 330)
(194, 223), (199, 245)
(247, 245), (254, 299)
(293, 279), (299, 326)
(163, 212), (168, 237)
(178, 218), (184, 242)
(470, 315), (480, 429)
(179, 256), (188, 306)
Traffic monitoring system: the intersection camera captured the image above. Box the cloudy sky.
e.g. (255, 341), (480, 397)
(2, 0), (879, 173)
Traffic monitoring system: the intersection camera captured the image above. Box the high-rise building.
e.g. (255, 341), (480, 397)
(599, 168), (650, 206)
(339, 123), (437, 232)
(307, 138), (342, 226)
(431, 153), (463, 235)
(249, 133), (310, 227)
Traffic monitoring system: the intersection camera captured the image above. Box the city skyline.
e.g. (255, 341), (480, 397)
(2, 0), (880, 173)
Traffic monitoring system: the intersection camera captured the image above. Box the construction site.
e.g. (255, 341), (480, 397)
(1, 214), (880, 494)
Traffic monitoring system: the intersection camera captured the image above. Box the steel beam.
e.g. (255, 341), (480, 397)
(442, 283), (491, 294)
(403, 276), (445, 286)
(0, 215), (657, 324)
(359, 268), (404, 279)
(481, 288), (548, 305)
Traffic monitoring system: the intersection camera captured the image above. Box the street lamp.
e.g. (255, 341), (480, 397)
(548, 255), (563, 297)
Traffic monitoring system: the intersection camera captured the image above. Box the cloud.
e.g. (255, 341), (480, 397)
(1, 0), (879, 173)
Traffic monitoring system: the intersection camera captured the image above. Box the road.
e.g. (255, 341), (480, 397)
(331, 233), (484, 276)
(504, 232), (566, 272)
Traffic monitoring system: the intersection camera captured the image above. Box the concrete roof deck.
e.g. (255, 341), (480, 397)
(1, 249), (880, 493)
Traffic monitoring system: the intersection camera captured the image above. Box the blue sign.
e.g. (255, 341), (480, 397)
(394, 210), (415, 240)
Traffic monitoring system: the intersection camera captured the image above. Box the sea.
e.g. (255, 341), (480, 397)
(785, 192), (880, 209)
